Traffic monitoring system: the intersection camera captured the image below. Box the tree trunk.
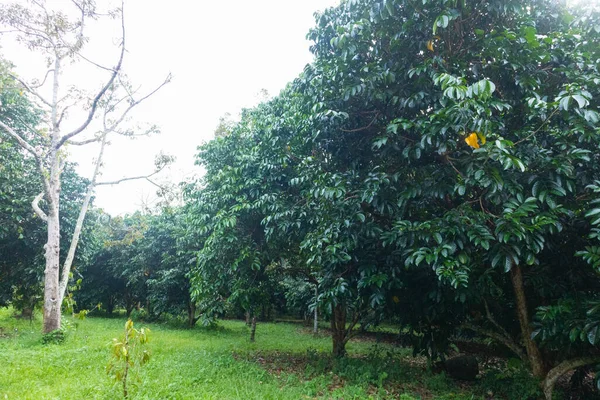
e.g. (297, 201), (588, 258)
(245, 311), (251, 326)
(43, 197), (61, 334)
(250, 316), (257, 342)
(510, 264), (546, 377)
(107, 297), (114, 315)
(188, 301), (197, 328)
(58, 133), (107, 306)
(126, 298), (134, 318)
(313, 286), (318, 336)
(542, 356), (600, 400)
(331, 303), (347, 357)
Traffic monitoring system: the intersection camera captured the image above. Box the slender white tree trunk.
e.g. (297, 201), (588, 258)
(42, 56), (62, 334)
(43, 181), (61, 333)
(58, 134), (107, 305)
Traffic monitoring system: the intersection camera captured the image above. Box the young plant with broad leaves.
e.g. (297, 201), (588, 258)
(107, 319), (151, 398)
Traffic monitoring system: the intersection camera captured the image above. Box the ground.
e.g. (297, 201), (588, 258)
(0, 308), (530, 399)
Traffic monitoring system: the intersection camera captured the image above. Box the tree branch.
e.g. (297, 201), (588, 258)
(54, 0), (126, 150)
(31, 68), (54, 89)
(514, 107), (560, 146)
(104, 73), (171, 134)
(96, 165), (167, 186)
(76, 51), (116, 72)
(31, 192), (48, 222)
(0, 120), (40, 158)
(67, 136), (103, 146)
(58, 132), (108, 305)
(9, 73), (52, 108)
(462, 322), (527, 362)
(542, 356), (600, 400)
(340, 113), (379, 133)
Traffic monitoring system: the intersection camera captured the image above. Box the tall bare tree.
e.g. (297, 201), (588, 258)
(0, 0), (170, 333)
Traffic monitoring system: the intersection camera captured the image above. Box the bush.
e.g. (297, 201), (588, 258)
(42, 329), (66, 345)
(479, 359), (542, 400)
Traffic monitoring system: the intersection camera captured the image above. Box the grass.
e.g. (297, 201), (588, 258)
(0, 308), (483, 400)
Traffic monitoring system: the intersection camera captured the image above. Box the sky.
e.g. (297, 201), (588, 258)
(0, 0), (339, 215)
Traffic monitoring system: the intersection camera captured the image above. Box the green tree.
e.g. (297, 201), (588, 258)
(186, 1), (600, 396)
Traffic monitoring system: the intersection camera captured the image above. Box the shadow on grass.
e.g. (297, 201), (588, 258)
(235, 346), (472, 399)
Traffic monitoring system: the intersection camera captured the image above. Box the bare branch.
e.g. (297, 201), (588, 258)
(31, 69), (54, 89)
(96, 164), (167, 186)
(67, 136), (103, 146)
(76, 51), (116, 72)
(32, 192), (48, 222)
(104, 74), (171, 133)
(56, 104), (72, 128)
(54, 1), (127, 150)
(0, 120), (40, 158)
(9, 73), (52, 108)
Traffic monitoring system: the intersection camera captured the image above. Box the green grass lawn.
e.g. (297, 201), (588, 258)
(0, 308), (482, 400)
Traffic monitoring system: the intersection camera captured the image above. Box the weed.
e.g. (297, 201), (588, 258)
(41, 328), (65, 345)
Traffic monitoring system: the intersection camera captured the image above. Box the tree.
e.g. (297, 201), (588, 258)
(186, 0), (600, 394)
(0, 0), (169, 333)
(297, 0), (600, 394)
(0, 61), (96, 317)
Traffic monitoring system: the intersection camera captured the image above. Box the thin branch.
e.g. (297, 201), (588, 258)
(9, 74), (52, 108)
(32, 192), (48, 222)
(479, 196), (498, 217)
(484, 300), (513, 342)
(56, 104), (72, 128)
(446, 156), (465, 178)
(0, 120), (40, 158)
(31, 69), (54, 89)
(67, 136), (103, 146)
(76, 51), (116, 72)
(96, 165), (167, 186)
(146, 177), (167, 190)
(104, 74), (171, 134)
(340, 113), (380, 133)
(514, 107), (560, 146)
(345, 309), (361, 339)
(54, 0), (127, 150)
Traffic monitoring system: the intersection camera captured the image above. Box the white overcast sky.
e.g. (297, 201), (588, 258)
(0, 0), (339, 215)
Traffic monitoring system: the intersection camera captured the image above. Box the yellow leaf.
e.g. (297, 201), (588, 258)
(465, 132), (480, 149)
(477, 133), (486, 145)
(392, 296), (400, 304)
(427, 40), (434, 52)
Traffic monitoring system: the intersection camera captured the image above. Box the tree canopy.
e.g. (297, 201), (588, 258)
(182, 0), (600, 396)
